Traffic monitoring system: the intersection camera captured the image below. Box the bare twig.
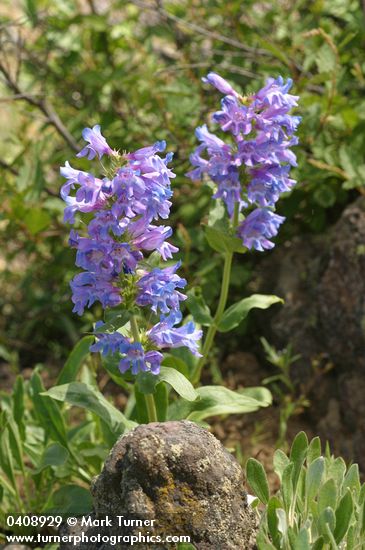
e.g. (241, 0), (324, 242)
(0, 62), (78, 151)
(0, 158), (19, 176)
(132, 0), (271, 57)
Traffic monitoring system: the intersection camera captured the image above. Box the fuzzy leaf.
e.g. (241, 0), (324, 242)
(334, 490), (353, 543)
(246, 458), (270, 504)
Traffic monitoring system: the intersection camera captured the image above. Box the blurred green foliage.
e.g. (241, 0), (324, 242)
(1, 0), (365, 368)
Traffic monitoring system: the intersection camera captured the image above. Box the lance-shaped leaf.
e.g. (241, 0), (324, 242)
(42, 382), (137, 435)
(218, 294), (283, 332)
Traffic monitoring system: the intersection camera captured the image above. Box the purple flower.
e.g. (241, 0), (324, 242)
(247, 165), (296, 207)
(118, 342), (163, 375)
(126, 140), (166, 160)
(90, 329), (127, 356)
(253, 77), (299, 112)
(148, 312), (202, 357)
(90, 330), (163, 375)
(77, 125), (113, 160)
(71, 272), (121, 315)
(212, 165), (245, 217)
(188, 72), (300, 247)
(237, 209), (285, 251)
(137, 263), (187, 314)
(62, 128), (201, 375)
(129, 219), (178, 260)
(202, 72), (239, 97)
(60, 162), (110, 223)
(213, 96), (253, 136)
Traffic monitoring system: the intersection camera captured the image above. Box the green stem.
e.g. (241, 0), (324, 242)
(130, 314), (158, 423)
(192, 203), (240, 385)
(192, 250), (233, 384)
(144, 392), (158, 423)
(130, 315), (141, 343)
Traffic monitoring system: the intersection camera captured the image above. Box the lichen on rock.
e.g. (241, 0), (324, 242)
(60, 420), (258, 549)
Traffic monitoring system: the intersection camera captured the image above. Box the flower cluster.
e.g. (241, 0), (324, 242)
(61, 126), (201, 376)
(188, 73), (300, 251)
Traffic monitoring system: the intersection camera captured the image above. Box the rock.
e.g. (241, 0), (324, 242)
(317, 198), (365, 372)
(257, 197), (365, 470)
(60, 420), (258, 549)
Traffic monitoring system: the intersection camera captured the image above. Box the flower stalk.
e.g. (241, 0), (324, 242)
(130, 314), (158, 423)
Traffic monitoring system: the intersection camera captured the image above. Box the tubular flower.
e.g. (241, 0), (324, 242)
(61, 128), (201, 375)
(188, 73), (300, 251)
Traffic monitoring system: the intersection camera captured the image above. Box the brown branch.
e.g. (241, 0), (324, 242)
(0, 158), (19, 175)
(132, 0), (271, 57)
(0, 62), (78, 152)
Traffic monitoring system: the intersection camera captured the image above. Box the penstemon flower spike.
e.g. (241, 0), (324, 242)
(188, 73), (300, 250)
(188, 73), (300, 380)
(61, 126), (202, 421)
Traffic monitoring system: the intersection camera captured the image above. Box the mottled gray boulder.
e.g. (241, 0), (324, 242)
(60, 420), (257, 549)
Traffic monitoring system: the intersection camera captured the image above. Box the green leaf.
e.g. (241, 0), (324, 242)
(0, 428), (17, 491)
(35, 443), (69, 473)
(6, 413), (25, 474)
(343, 463), (361, 495)
(156, 366), (198, 402)
(316, 43), (336, 73)
(136, 371), (158, 395)
(256, 36), (289, 64)
(238, 387), (272, 406)
(162, 354), (190, 378)
(204, 225), (246, 254)
(327, 457), (346, 487)
(24, 0), (39, 26)
(346, 526), (355, 549)
(281, 462), (294, 513)
(256, 531), (277, 550)
(267, 496), (283, 548)
(318, 479), (337, 514)
(186, 289), (213, 326)
(218, 294), (283, 333)
(273, 449), (290, 482)
(334, 490), (353, 543)
(100, 309), (131, 332)
(319, 507), (336, 539)
(307, 436), (321, 465)
(29, 372), (68, 447)
(24, 208), (51, 235)
(57, 336), (94, 385)
(12, 376), (25, 440)
(314, 186), (336, 208)
(290, 431), (308, 490)
(294, 529), (310, 550)
(43, 382), (137, 435)
(188, 385), (270, 421)
(246, 458), (270, 504)
(44, 485), (92, 515)
(361, 486), (365, 535)
(306, 457), (325, 502)
(311, 537), (325, 550)
(276, 508), (288, 537)
(207, 199), (226, 227)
